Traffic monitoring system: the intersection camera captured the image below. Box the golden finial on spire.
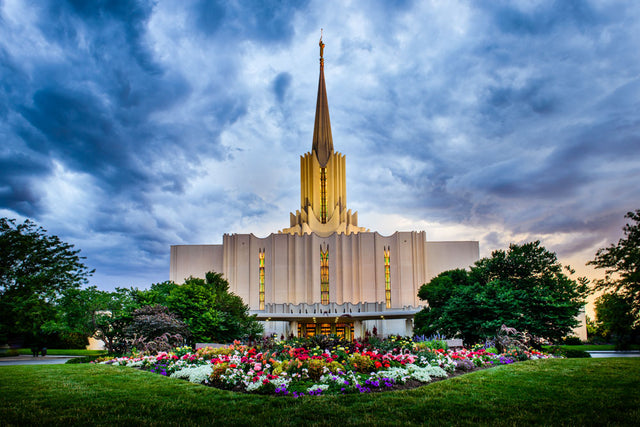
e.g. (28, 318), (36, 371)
(319, 28), (325, 64)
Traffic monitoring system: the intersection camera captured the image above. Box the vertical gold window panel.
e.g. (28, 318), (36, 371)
(320, 167), (327, 223)
(320, 245), (329, 304)
(259, 249), (265, 310)
(384, 246), (391, 308)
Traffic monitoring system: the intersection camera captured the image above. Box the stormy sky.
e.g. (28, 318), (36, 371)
(1, 0), (638, 291)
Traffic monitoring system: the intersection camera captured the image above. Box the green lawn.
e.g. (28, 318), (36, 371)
(1, 358), (639, 426)
(544, 344), (640, 352)
(14, 348), (107, 356)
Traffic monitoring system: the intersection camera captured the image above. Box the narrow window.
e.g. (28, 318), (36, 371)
(384, 246), (391, 308)
(259, 249), (265, 310)
(320, 167), (327, 223)
(320, 244), (329, 304)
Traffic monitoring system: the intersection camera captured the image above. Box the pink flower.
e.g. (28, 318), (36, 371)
(254, 363), (262, 371)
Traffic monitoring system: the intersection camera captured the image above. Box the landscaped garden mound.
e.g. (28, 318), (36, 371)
(98, 336), (553, 397)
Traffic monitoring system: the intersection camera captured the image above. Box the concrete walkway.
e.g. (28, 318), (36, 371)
(587, 350), (640, 358)
(0, 355), (80, 365)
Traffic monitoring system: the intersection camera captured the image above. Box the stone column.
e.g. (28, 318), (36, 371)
(353, 320), (364, 339)
(289, 321), (298, 338)
(405, 318), (414, 336)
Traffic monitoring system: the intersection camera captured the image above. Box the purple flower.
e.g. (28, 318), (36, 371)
(275, 384), (289, 395)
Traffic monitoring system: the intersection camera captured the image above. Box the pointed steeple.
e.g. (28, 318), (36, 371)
(312, 30), (333, 168)
(279, 30), (368, 237)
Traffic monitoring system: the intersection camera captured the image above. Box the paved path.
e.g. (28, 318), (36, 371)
(587, 351), (640, 358)
(0, 355), (80, 365)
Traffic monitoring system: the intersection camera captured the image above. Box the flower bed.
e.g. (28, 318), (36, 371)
(99, 339), (553, 397)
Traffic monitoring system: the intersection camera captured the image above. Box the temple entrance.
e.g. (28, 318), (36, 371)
(297, 322), (354, 340)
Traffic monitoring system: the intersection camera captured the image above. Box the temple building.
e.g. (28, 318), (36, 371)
(169, 36), (479, 339)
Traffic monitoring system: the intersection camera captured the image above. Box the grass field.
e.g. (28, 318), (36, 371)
(546, 344), (640, 352)
(1, 358), (639, 426)
(13, 349), (108, 357)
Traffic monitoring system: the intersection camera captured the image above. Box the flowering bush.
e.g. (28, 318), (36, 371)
(99, 337), (555, 396)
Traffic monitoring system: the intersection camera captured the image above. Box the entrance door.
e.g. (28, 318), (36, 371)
(297, 322), (354, 340)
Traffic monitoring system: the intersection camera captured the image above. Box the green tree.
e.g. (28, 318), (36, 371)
(0, 218), (93, 346)
(53, 286), (113, 348)
(92, 288), (139, 354)
(415, 241), (589, 345)
(588, 209), (640, 324)
(585, 315), (605, 343)
(594, 293), (635, 349)
(166, 272), (262, 343)
(130, 281), (178, 307)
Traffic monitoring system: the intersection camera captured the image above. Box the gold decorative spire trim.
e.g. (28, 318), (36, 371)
(312, 29), (333, 168)
(319, 28), (324, 66)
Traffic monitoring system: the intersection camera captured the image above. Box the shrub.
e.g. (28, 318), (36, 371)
(196, 346), (236, 359)
(495, 325), (531, 353)
(327, 361), (345, 374)
(130, 333), (185, 354)
(65, 355), (102, 364)
(349, 354), (375, 373)
(547, 346), (591, 358)
(57, 332), (90, 349)
(305, 334), (354, 352)
(503, 347), (529, 361)
(415, 339), (448, 351)
(307, 359), (325, 381)
(0, 348), (20, 357)
(455, 359), (475, 371)
(562, 336), (583, 345)
(209, 363), (230, 384)
(125, 305), (189, 353)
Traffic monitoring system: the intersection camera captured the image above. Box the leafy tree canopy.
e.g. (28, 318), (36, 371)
(130, 281), (178, 307)
(415, 241), (588, 345)
(588, 209), (640, 323)
(165, 272), (263, 343)
(0, 218), (93, 345)
(594, 293), (635, 349)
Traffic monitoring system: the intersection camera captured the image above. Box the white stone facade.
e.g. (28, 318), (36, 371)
(170, 232), (478, 337)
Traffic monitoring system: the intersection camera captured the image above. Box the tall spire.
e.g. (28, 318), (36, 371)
(312, 29), (333, 168)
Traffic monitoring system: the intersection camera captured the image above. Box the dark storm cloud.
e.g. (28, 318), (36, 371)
(492, 0), (600, 35)
(1, 0), (638, 289)
(0, 0), (241, 214)
(376, 1), (640, 244)
(484, 78), (557, 116)
(273, 72), (292, 104)
(0, 154), (50, 217)
(191, 0), (310, 43)
(0, 0), (260, 287)
(47, 0), (159, 73)
(20, 87), (140, 183)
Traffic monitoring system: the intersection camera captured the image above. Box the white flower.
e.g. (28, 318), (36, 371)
(307, 384), (329, 393)
(170, 365), (213, 384)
